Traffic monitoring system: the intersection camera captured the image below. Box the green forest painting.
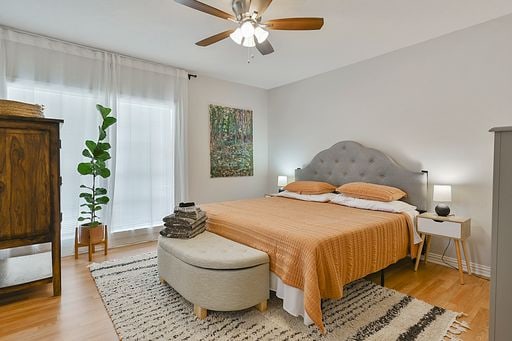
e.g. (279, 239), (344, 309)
(209, 104), (254, 178)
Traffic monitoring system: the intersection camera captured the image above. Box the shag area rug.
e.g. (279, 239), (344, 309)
(89, 252), (468, 341)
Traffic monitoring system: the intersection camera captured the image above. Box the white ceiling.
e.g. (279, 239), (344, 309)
(0, 0), (511, 89)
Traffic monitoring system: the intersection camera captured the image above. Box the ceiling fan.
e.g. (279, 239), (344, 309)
(175, 0), (324, 56)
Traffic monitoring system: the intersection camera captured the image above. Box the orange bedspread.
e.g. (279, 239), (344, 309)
(203, 197), (416, 332)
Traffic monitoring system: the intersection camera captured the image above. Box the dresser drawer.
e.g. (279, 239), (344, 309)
(418, 217), (462, 238)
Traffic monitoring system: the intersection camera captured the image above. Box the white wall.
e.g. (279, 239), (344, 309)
(268, 14), (512, 269)
(187, 76), (268, 204)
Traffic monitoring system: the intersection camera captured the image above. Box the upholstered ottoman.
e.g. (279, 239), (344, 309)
(157, 231), (270, 319)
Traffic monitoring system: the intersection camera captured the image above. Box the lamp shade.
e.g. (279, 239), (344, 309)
(433, 185), (452, 202)
(240, 21), (255, 38)
(230, 28), (243, 45)
(277, 176), (288, 187)
(254, 26), (269, 43)
(242, 35), (256, 48)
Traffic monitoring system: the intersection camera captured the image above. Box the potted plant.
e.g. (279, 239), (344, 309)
(77, 104), (117, 244)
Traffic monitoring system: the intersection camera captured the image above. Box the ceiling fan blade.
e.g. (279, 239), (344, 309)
(256, 40), (274, 55)
(250, 0), (273, 16)
(264, 18), (324, 30)
(196, 29), (235, 47)
(175, 0), (234, 20)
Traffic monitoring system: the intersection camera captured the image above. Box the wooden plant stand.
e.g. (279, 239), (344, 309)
(74, 226), (108, 262)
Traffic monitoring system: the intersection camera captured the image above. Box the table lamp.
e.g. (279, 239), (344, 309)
(433, 185), (452, 216)
(277, 176), (288, 192)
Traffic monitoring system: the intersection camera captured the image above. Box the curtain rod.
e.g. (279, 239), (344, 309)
(0, 24), (197, 80)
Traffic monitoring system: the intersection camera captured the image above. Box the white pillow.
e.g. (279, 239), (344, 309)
(329, 194), (417, 213)
(273, 191), (338, 203)
(330, 194), (422, 244)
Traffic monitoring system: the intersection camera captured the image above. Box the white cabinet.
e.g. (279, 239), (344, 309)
(490, 127), (512, 341)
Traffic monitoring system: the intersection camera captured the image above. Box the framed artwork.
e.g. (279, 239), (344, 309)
(209, 104), (254, 178)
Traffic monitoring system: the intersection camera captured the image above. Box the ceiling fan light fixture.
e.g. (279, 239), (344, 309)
(240, 21), (255, 38)
(254, 26), (269, 43)
(175, 0), (325, 57)
(242, 35), (256, 48)
(230, 27), (243, 45)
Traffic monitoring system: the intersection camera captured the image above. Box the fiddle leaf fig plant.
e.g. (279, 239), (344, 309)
(77, 104), (117, 227)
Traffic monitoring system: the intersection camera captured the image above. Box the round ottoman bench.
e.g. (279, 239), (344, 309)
(157, 231), (270, 319)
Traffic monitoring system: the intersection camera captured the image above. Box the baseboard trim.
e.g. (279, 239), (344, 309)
(425, 252), (491, 278)
(62, 226), (161, 257)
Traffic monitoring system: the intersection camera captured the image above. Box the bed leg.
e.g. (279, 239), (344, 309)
(380, 269), (385, 286)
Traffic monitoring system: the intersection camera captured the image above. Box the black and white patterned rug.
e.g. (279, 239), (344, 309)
(89, 252), (468, 340)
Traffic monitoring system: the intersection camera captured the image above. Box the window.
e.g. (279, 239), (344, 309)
(7, 82), (174, 240)
(111, 98), (174, 232)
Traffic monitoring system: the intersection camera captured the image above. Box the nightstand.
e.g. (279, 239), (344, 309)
(414, 212), (472, 284)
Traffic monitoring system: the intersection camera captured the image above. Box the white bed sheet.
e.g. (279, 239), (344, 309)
(270, 272), (314, 326)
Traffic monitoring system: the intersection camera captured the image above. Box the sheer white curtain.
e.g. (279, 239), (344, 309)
(0, 31), (6, 98)
(174, 70), (189, 204)
(111, 98), (174, 232)
(0, 26), (188, 256)
(1, 28), (108, 257)
(109, 56), (184, 234)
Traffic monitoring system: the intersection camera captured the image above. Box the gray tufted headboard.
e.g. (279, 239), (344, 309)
(295, 141), (428, 211)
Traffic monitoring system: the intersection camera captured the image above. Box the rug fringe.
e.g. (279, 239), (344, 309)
(88, 251), (157, 270)
(443, 313), (470, 341)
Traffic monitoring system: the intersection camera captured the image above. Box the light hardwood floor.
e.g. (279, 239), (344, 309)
(0, 242), (489, 340)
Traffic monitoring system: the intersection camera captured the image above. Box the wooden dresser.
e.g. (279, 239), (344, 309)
(0, 115), (63, 296)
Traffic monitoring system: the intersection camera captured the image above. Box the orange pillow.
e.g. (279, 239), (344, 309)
(337, 182), (406, 202)
(284, 181), (336, 195)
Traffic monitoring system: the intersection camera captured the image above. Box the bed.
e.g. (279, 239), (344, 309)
(202, 141), (428, 332)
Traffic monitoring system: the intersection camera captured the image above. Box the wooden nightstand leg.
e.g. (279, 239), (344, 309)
(454, 239), (464, 285)
(414, 234), (426, 272)
(461, 240), (472, 275)
(424, 235), (432, 264)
